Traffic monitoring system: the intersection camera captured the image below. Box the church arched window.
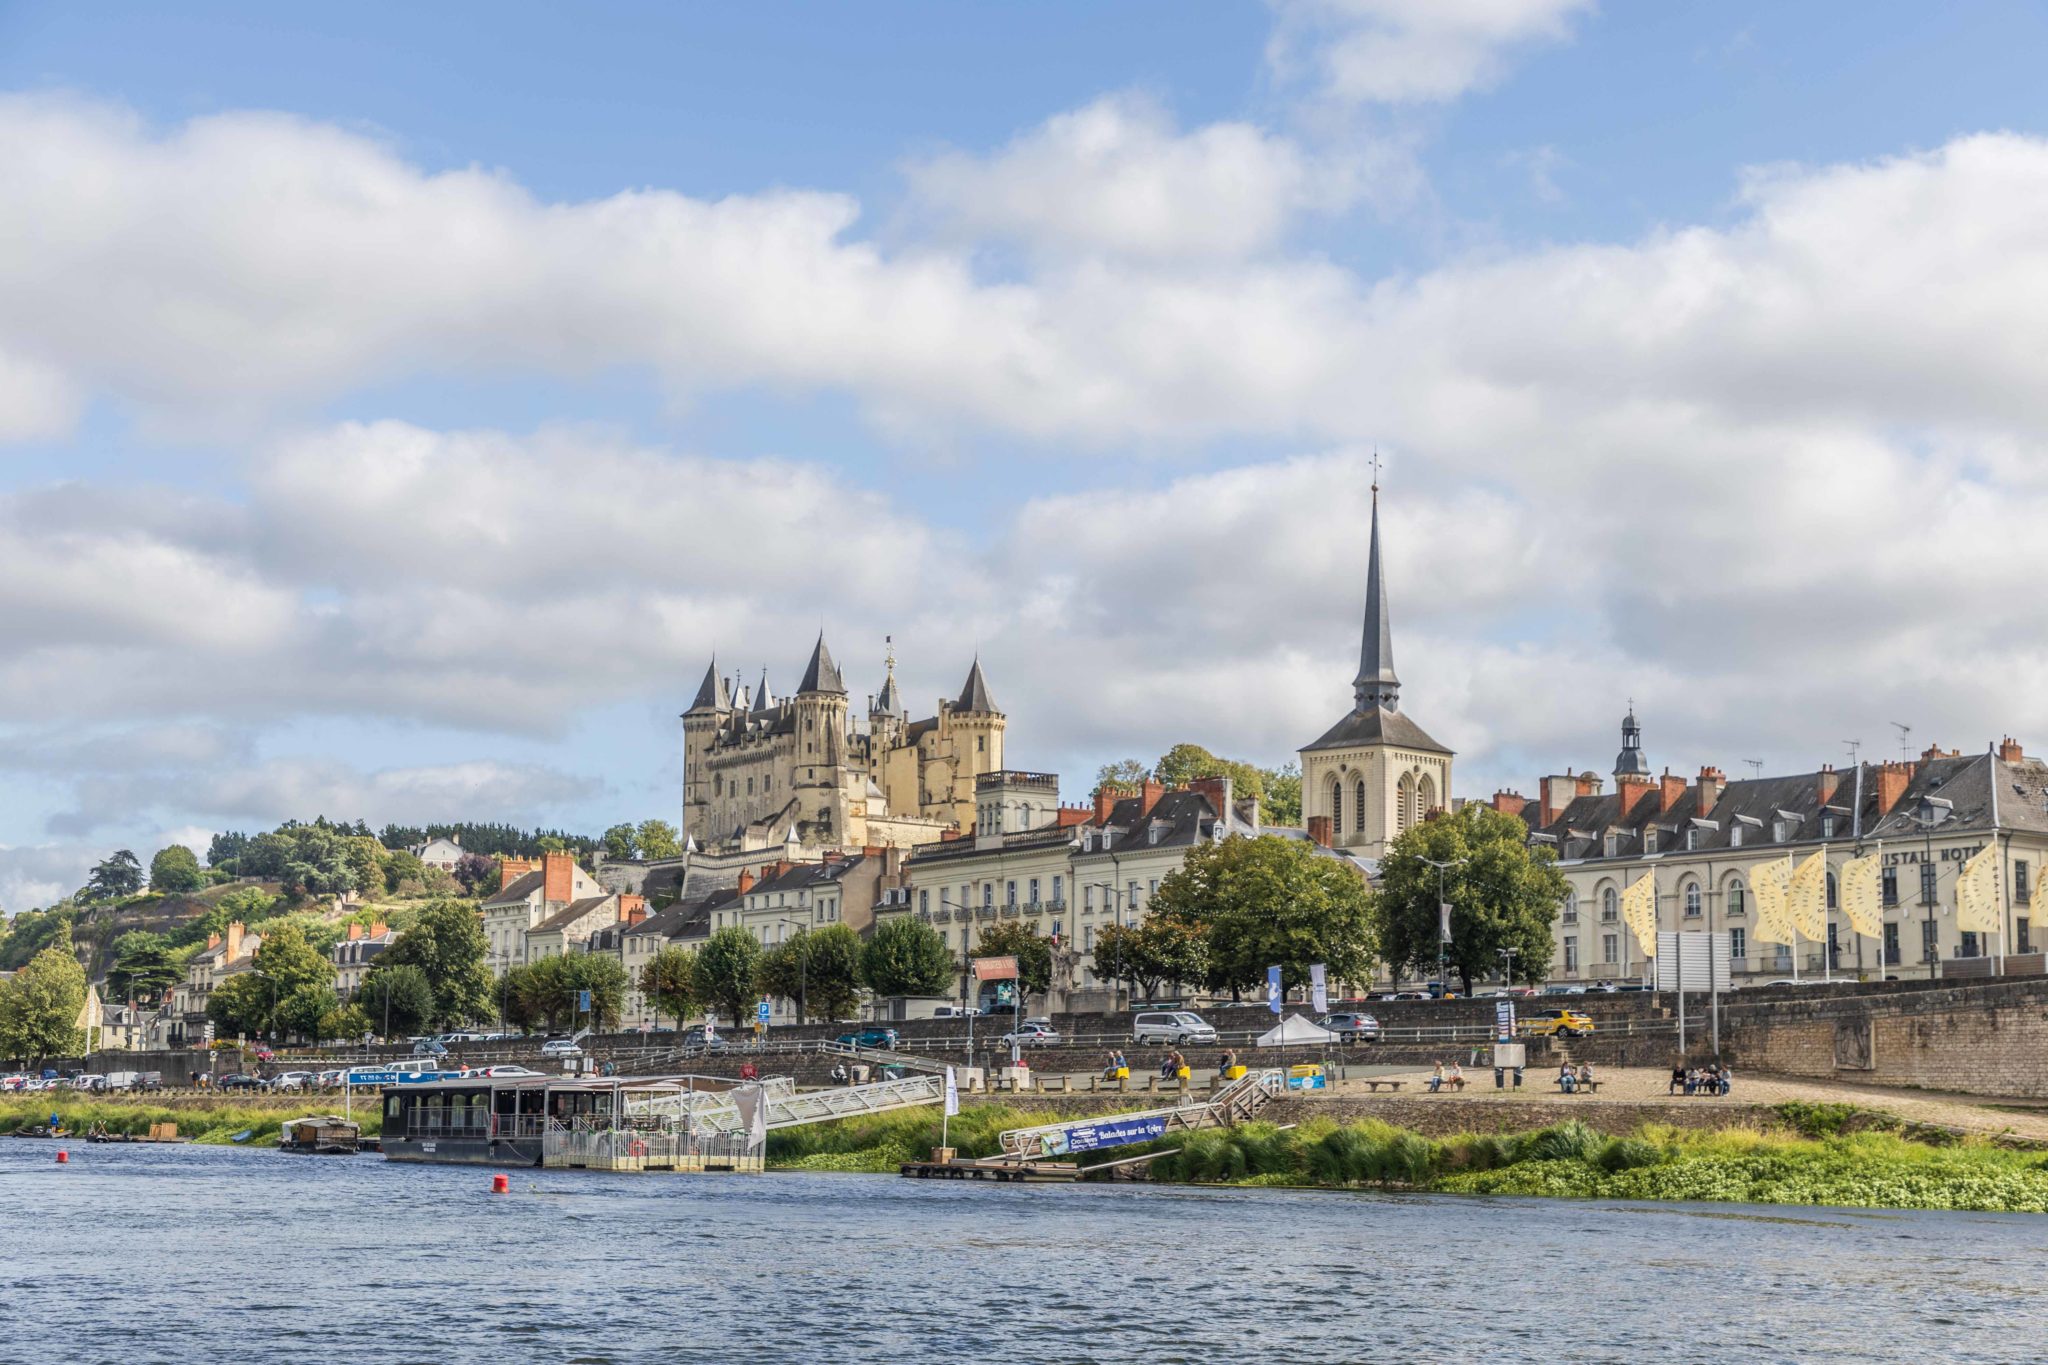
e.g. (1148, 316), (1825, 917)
(1354, 780), (1367, 833)
(1418, 773), (1437, 818)
(1331, 780), (1343, 832)
(1396, 773), (1416, 831)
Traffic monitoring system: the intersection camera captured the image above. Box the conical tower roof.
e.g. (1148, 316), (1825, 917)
(688, 657), (730, 712)
(1353, 484), (1401, 712)
(873, 641), (904, 717)
(797, 632), (845, 695)
(955, 656), (998, 714)
(750, 668), (773, 714)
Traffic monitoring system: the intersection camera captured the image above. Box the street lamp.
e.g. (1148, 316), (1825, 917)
(939, 896), (976, 1065)
(1419, 857), (1466, 997)
(1499, 945), (1518, 989)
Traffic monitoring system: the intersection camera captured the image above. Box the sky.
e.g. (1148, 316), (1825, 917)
(3, 0), (2048, 909)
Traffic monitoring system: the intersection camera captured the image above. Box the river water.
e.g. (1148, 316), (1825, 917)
(7, 1141), (2044, 1363)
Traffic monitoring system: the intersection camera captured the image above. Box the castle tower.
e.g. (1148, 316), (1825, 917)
(791, 632), (851, 842)
(1298, 477), (1453, 860)
(934, 656), (1005, 828)
(869, 635), (906, 754)
(681, 657), (733, 846)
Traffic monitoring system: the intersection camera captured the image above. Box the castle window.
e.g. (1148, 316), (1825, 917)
(977, 736), (985, 753)
(747, 778), (755, 795)
(714, 775), (722, 796)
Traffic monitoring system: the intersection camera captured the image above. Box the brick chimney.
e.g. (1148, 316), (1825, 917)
(1617, 774), (1654, 819)
(1658, 769), (1686, 813)
(1920, 743), (1959, 763)
(1575, 770), (1601, 796)
(346, 923), (363, 941)
(542, 850), (575, 905)
(1875, 760), (1912, 817)
(1491, 789), (1526, 815)
(1817, 763), (1840, 805)
(1306, 814), (1333, 848)
(207, 932), (221, 950)
(1539, 774), (1575, 826)
(737, 868), (756, 894)
(224, 921), (244, 963)
(1092, 787), (1119, 823)
(1138, 779), (1165, 821)
(2000, 736), (2026, 763)
(619, 894), (647, 925)
(1188, 775), (1233, 819)
(500, 855), (539, 885)
(1695, 767), (1725, 817)
(370, 921), (387, 939)
(1055, 806), (1090, 829)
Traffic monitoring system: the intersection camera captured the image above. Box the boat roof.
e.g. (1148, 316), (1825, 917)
(398, 1073), (742, 1094)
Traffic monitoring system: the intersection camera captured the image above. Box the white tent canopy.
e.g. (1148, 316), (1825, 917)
(1256, 1013), (1337, 1048)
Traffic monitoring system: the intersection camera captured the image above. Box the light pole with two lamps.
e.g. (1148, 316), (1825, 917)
(1419, 857), (1466, 997)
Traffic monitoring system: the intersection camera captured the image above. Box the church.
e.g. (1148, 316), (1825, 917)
(681, 636), (1008, 853)
(1298, 482), (1454, 861)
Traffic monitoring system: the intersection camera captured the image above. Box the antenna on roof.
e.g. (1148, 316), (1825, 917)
(1743, 759), (1763, 779)
(1844, 739), (1861, 767)
(1891, 721), (1912, 762)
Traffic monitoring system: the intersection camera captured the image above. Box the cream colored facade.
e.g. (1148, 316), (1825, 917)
(681, 638), (1004, 855)
(480, 851), (606, 973)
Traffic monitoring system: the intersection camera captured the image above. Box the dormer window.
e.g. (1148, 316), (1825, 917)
(1644, 829), (1659, 855)
(1821, 814), (1837, 838)
(1604, 832), (1621, 857)
(1731, 826), (1744, 847)
(1685, 827), (1698, 852)
(1147, 824), (1162, 846)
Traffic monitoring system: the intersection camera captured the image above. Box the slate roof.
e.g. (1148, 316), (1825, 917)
(482, 870), (546, 907)
(532, 896), (614, 934)
(797, 633), (845, 695)
(955, 657), (997, 713)
(1354, 489), (1399, 709)
(1302, 705), (1452, 755)
(688, 658), (729, 712)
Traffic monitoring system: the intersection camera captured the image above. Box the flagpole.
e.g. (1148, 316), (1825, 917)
(1789, 854), (1799, 984)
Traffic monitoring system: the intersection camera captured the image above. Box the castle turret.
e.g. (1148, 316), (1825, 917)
(792, 633), (851, 842)
(682, 656), (732, 846)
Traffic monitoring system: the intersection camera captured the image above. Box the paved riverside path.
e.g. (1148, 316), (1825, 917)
(1294, 1065), (2048, 1143)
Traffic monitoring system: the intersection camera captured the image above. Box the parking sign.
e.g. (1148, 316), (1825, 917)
(757, 1000), (772, 1024)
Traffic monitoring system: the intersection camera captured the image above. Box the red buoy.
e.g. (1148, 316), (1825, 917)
(491, 1173), (509, 1194)
(55, 1150), (68, 1164)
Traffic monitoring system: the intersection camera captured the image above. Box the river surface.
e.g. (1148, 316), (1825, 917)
(6, 1141), (2045, 1364)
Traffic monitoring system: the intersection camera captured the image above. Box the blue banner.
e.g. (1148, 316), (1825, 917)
(1043, 1114), (1169, 1156)
(1266, 965), (1282, 1014)
(579, 990), (592, 1012)
(345, 1068), (464, 1086)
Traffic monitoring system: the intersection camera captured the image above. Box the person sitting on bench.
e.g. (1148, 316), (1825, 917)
(1446, 1062), (1463, 1089)
(1428, 1062), (1445, 1093)
(1576, 1063), (1594, 1092)
(1557, 1062), (1577, 1093)
(1669, 1063), (1687, 1096)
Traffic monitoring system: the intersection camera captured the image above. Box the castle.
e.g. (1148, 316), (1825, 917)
(681, 636), (1008, 853)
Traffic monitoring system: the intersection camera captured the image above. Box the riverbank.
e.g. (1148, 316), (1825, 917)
(771, 1099), (2048, 1212)
(0, 1095), (378, 1145)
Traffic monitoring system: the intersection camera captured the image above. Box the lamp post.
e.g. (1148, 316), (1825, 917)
(1419, 857), (1466, 997)
(1089, 882), (1136, 1006)
(1498, 945), (1517, 989)
(940, 896), (974, 1067)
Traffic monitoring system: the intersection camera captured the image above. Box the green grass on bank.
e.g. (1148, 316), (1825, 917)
(0, 1097), (382, 1146)
(764, 1104), (1111, 1172)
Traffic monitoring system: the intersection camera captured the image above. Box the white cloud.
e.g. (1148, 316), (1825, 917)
(904, 93), (1365, 260)
(1267, 0), (1595, 105)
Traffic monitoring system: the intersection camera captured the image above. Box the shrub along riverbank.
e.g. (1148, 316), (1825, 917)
(0, 1096), (380, 1145)
(770, 1101), (2048, 1212)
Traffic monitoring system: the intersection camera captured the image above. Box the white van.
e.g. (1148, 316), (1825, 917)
(1131, 1011), (1217, 1046)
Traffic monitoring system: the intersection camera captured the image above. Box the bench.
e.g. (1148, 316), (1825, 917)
(1039, 1075), (1072, 1094)
(1554, 1079), (1602, 1093)
(1360, 1078), (1406, 1093)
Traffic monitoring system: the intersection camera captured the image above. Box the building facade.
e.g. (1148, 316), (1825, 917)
(1298, 485), (1452, 864)
(480, 851), (609, 972)
(681, 636), (1006, 855)
(331, 921), (395, 1001)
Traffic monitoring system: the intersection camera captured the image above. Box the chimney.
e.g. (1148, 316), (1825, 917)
(1875, 761), (1912, 817)
(1539, 774), (1575, 826)
(737, 868), (756, 894)
(1055, 807), (1090, 829)
(542, 851), (575, 905)
(370, 921), (387, 939)
(1696, 766), (1725, 817)
(452, 833), (461, 848)
(1093, 787), (1119, 823)
(346, 923), (363, 941)
(2000, 736), (2026, 763)
(620, 894), (647, 925)
(1658, 768), (1687, 814)
(1306, 814), (1333, 848)
(1138, 779), (1165, 822)
(1920, 743), (1959, 763)
(1188, 775), (1233, 820)
(1617, 774), (1654, 819)
(1575, 770), (1601, 797)
(1491, 789), (1526, 815)
(207, 932), (221, 950)
(225, 921), (244, 963)
(1817, 763), (1840, 805)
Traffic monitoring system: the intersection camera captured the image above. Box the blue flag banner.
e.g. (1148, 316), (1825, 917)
(1042, 1114), (1169, 1157)
(579, 990), (592, 1012)
(1266, 965), (1282, 1014)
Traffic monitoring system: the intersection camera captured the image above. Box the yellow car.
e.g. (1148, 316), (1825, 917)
(1520, 1008), (1595, 1038)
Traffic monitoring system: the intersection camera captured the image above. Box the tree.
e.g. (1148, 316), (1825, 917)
(206, 830), (250, 872)
(276, 982), (339, 1040)
(638, 947), (700, 1027)
(1261, 762), (1303, 826)
(253, 921), (332, 1001)
(754, 924), (864, 1024)
(86, 850), (144, 902)
(1094, 759), (1149, 796)
(0, 906), (75, 971)
(452, 851), (501, 896)
(1152, 743), (1268, 808)
(859, 917), (955, 998)
(206, 972), (271, 1040)
(970, 921), (1052, 1004)
(636, 820), (682, 861)
(558, 954), (629, 1031)
(499, 960), (559, 1033)
(693, 927), (763, 1028)
(755, 935), (813, 1022)
(149, 845), (205, 894)
(602, 823), (639, 860)
(1155, 834), (1377, 999)
(0, 945), (87, 1060)
(1094, 907), (1209, 1002)
(344, 837), (385, 898)
(1371, 803), (1568, 994)
(380, 849), (427, 893)
(373, 901), (492, 1028)
(361, 964), (437, 1038)
(318, 1002), (373, 1041)
(107, 931), (180, 1005)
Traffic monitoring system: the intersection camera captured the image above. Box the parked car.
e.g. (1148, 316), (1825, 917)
(930, 1005), (983, 1018)
(1003, 1021), (1062, 1046)
(1318, 1011), (1382, 1042)
(1520, 1008), (1595, 1038)
(216, 1073), (263, 1091)
(473, 1065), (542, 1077)
(676, 1026), (727, 1054)
(270, 1071), (313, 1091)
(1389, 991), (1431, 1001)
(0, 1075), (25, 1092)
(1131, 1011), (1217, 1046)
(412, 1039), (449, 1057)
(836, 1027), (900, 1051)
(539, 1038), (583, 1058)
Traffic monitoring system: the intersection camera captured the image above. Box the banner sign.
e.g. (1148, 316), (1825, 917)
(344, 1068), (464, 1086)
(1042, 1114), (1169, 1157)
(973, 955), (1020, 982)
(943, 1066), (959, 1118)
(1439, 902), (1453, 944)
(1265, 965), (1283, 1014)
(1495, 1000), (1516, 1042)
(1310, 964), (1328, 1014)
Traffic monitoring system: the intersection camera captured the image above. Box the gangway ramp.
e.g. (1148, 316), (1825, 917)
(994, 1068), (1285, 1163)
(816, 1040), (955, 1074)
(626, 1071), (943, 1135)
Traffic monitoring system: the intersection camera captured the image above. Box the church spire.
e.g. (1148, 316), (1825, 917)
(1353, 464), (1400, 713)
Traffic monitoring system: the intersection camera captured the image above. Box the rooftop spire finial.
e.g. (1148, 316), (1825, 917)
(1353, 466), (1400, 713)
